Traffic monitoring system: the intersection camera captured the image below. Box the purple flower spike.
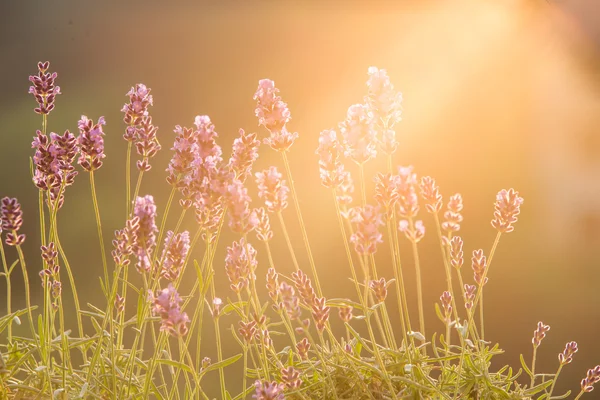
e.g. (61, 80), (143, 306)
(149, 284), (190, 336)
(28, 61), (61, 115)
(132, 195), (158, 273)
(160, 230), (190, 282)
(1, 197), (25, 246)
(77, 115), (106, 172)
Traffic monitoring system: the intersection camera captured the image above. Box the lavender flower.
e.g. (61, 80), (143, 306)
(449, 236), (464, 270)
(280, 366), (302, 390)
(532, 321), (550, 347)
(224, 179), (257, 234)
(160, 231), (190, 281)
(253, 380), (285, 400)
(559, 341), (578, 365)
(111, 217), (139, 267)
(339, 306), (353, 323)
(471, 249), (488, 286)
(77, 115), (106, 172)
(228, 128), (260, 182)
(374, 173), (400, 212)
(149, 284), (189, 336)
(1, 198), (25, 246)
(442, 193), (463, 233)
(28, 61), (61, 115)
(225, 238), (257, 294)
(255, 167), (289, 213)
(339, 103), (377, 164)
(167, 125), (197, 189)
(369, 278), (390, 303)
(254, 79), (298, 152)
(296, 337), (310, 360)
(266, 268), (279, 304)
(464, 284), (476, 310)
(132, 195), (158, 273)
(280, 282), (301, 320)
(420, 176), (443, 214)
(491, 188), (524, 234)
(346, 205), (384, 255)
(440, 291), (453, 322)
(134, 116), (161, 171)
(122, 83), (153, 128)
(396, 166), (420, 218)
(399, 219), (425, 243)
(365, 66), (402, 154)
(254, 207), (273, 242)
(581, 366), (600, 393)
(292, 270), (317, 308)
(316, 129), (347, 189)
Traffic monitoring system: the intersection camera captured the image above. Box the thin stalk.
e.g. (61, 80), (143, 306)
(408, 218), (425, 338)
(14, 241), (36, 349)
(156, 186), (177, 251)
(531, 345), (538, 388)
(0, 241), (11, 342)
(464, 232), (502, 339)
(214, 316), (227, 399)
(547, 364), (563, 399)
(369, 253), (397, 350)
(574, 390), (586, 400)
(125, 141), (132, 219)
(281, 152), (322, 296)
(277, 211), (300, 272)
(479, 291), (485, 339)
(130, 170), (144, 214)
(51, 223), (85, 344)
(89, 172), (110, 292)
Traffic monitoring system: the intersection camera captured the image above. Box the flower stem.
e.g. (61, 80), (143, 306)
(281, 151), (322, 296)
(531, 344), (538, 388)
(125, 141), (132, 219)
(408, 218), (425, 339)
(90, 172), (109, 300)
(0, 241), (11, 342)
(547, 364), (563, 399)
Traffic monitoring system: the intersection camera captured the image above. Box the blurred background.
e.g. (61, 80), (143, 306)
(0, 0), (599, 397)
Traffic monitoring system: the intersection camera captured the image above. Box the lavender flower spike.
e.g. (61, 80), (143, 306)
(77, 115), (106, 172)
(149, 284), (189, 336)
(160, 230), (190, 282)
(132, 195), (158, 273)
(1, 197), (25, 246)
(29, 61), (61, 115)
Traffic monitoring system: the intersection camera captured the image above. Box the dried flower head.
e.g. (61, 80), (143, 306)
(449, 236), (464, 269)
(77, 115), (106, 172)
(255, 167), (290, 213)
(149, 284), (189, 336)
(419, 176), (443, 214)
(339, 103), (377, 164)
(132, 195), (158, 273)
(442, 193), (463, 233)
(559, 341), (578, 365)
(581, 366), (600, 393)
(29, 61), (61, 115)
(471, 249), (488, 286)
(51, 280), (62, 299)
(160, 231), (190, 282)
(491, 188), (524, 234)
(532, 321), (550, 347)
(281, 366), (302, 390)
(228, 129), (260, 182)
(1, 198), (25, 246)
(253, 380), (285, 400)
(346, 205), (384, 255)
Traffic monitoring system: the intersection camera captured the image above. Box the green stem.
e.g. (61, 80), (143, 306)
(14, 241), (36, 350)
(277, 211), (300, 272)
(125, 141), (132, 219)
(281, 152), (322, 296)
(408, 218), (425, 339)
(89, 172), (110, 293)
(547, 364), (563, 399)
(0, 241), (11, 342)
(155, 186), (177, 253)
(531, 344), (538, 388)
(131, 170), (144, 215)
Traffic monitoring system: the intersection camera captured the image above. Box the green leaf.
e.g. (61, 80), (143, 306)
(7, 259), (19, 275)
(0, 308), (32, 335)
(222, 301), (248, 317)
(156, 359), (193, 375)
(519, 354), (533, 379)
(524, 380), (553, 396)
(200, 353), (242, 377)
(136, 287), (146, 327)
(434, 303), (446, 324)
(548, 390), (571, 399)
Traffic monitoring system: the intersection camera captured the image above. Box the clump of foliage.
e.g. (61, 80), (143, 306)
(0, 62), (598, 399)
